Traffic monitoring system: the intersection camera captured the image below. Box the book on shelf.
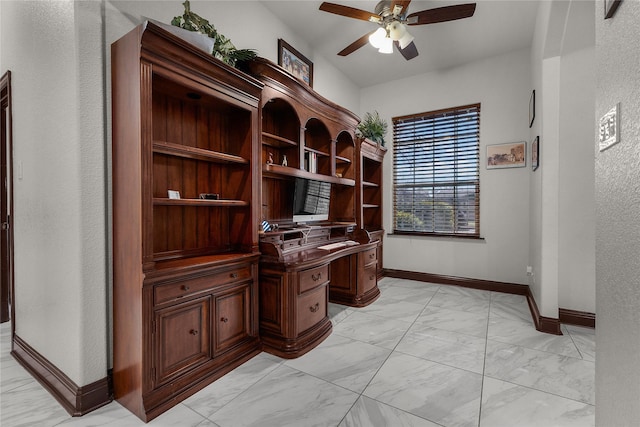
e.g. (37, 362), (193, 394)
(304, 151), (317, 173)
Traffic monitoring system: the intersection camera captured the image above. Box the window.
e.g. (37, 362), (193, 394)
(393, 104), (480, 237)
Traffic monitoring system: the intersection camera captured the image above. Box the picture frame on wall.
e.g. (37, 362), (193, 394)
(487, 141), (526, 169)
(278, 39), (313, 87)
(529, 90), (535, 128)
(604, 0), (622, 19)
(532, 136), (539, 171)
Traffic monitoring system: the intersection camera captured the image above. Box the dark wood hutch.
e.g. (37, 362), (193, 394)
(112, 22), (386, 421)
(243, 58), (387, 357)
(111, 21), (263, 422)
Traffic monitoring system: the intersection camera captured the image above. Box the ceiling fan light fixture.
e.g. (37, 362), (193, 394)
(320, 1), (477, 60)
(398, 30), (414, 49)
(378, 36), (394, 54)
(368, 27), (387, 48)
(387, 21), (406, 41)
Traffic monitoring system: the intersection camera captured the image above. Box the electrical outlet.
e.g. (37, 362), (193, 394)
(526, 266), (533, 276)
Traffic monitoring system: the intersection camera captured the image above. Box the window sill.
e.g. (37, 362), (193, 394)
(387, 232), (485, 241)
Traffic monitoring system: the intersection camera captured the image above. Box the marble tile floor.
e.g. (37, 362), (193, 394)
(1, 277), (595, 427)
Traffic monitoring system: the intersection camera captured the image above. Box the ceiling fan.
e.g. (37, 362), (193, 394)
(319, 1), (477, 60)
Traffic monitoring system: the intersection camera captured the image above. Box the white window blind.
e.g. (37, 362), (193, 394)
(393, 104), (480, 237)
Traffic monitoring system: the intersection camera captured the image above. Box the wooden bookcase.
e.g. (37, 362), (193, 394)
(358, 138), (387, 278)
(111, 21), (263, 422)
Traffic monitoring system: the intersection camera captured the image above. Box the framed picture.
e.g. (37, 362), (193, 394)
(604, 0), (622, 19)
(529, 90), (535, 128)
(487, 142), (526, 169)
(531, 136), (539, 171)
(278, 39), (313, 87)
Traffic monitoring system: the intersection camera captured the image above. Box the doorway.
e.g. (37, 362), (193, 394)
(1, 71), (14, 325)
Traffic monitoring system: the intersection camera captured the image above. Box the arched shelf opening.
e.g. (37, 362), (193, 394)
(304, 118), (331, 176)
(262, 98), (300, 168)
(335, 131), (355, 181)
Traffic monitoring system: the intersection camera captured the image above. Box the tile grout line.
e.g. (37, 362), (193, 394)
(563, 325), (587, 360)
(480, 372), (596, 407)
(476, 290), (495, 427)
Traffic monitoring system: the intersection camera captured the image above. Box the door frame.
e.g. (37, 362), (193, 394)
(1, 70), (15, 330)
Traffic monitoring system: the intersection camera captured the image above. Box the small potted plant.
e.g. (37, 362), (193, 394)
(171, 0), (257, 68)
(356, 111), (388, 146)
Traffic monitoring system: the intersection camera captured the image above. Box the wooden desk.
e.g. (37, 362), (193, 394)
(258, 224), (380, 358)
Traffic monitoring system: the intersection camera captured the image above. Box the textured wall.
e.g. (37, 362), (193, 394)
(0, 0), (108, 385)
(595, 0), (640, 425)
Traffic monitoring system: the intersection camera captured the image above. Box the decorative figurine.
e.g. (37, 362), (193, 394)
(267, 152), (274, 165)
(282, 155), (288, 167)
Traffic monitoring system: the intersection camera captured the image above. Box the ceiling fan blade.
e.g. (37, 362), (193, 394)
(391, 0), (412, 16)
(319, 2), (381, 22)
(338, 31), (376, 56)
(395, 40), (419, 60)
(406, 3), (476, 25)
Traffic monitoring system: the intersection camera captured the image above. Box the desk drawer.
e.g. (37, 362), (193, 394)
(360, 265), (377, 294)
(282, 239), (301, 250)
(155, 265), (252, 305)
(359, 248), (377, 268)
(296, 287), (326, 334)
(298, 264), (329, 294)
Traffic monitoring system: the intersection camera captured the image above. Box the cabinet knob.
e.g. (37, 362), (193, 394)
(220, 317), (229, 323)
(369, 253), (375, 259)
(189, 329), (199, 335)
(181, 285), (190, 291)
(312, 272), (322, 281)
(309, 302), (320, 313)
(230, 273), (238, 279)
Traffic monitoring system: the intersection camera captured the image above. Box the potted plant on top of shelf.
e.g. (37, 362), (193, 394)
(171, 0), (257, 68)
(356, 111), (388, 146)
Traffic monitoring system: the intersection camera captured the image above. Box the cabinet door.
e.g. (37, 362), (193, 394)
(214, 283), (252, 355)
(330, 255), (357, 294)
(154, 296), (211, 386)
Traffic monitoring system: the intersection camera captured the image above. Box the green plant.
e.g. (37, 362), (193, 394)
(171, 0), (257, 67)
(356, 111), (388, 146)
(394, 210), (424, 231)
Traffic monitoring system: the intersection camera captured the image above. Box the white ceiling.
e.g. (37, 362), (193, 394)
(261, 0), (542, 88)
